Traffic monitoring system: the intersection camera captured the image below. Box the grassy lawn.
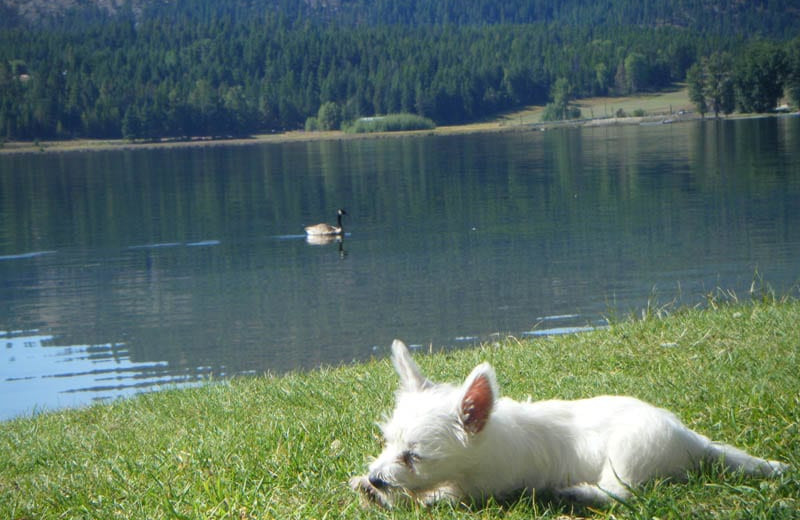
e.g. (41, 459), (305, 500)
(431, 85), (694, 135)
(490, 85), (693, 127)
(1, 295), (798, 519)
(573, 85), (693, 119)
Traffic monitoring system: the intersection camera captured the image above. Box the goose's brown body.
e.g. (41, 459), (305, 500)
(305, 209), (346, 236)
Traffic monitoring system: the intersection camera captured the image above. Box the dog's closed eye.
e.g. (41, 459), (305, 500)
(400, 450), (421, 468)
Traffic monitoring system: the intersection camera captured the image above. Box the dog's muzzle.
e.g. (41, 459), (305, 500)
(368, 474), (390, 490)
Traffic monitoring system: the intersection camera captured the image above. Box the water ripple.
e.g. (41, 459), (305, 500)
(0, 251), (56, 261)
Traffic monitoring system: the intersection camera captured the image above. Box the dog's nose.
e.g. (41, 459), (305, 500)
(368, 474), (389, 489)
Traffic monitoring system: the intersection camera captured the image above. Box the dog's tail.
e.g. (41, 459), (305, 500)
(704, 442), (788, 477)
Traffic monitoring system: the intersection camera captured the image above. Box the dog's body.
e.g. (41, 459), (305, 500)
(351, 340), (788, 507)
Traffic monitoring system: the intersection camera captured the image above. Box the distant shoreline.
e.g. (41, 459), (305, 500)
(0, 117), (689, 156)
(1, 88), (794, 155)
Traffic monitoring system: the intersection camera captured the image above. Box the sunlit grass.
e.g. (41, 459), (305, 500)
(490, 85), (693, 126)
(1, 296), (798, 519)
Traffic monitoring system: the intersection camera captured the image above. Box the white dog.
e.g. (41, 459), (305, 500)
(351, 340), (788, 508)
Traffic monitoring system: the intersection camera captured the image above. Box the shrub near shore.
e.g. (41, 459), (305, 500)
(344, 113), (436, 133)
(0, 299), (798, 519)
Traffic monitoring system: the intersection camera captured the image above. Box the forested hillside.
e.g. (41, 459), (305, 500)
(1, 0), (798, 140)
(5, 0), (800, 34)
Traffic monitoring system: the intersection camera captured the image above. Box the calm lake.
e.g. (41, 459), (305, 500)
(2, 116), (799, 419)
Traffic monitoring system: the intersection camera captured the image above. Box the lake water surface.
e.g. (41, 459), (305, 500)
(2, 116), (799, 419)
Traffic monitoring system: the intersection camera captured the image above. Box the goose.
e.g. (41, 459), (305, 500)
(305, 208), (347, 236)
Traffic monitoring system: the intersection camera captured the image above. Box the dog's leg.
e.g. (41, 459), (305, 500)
(557, 463), (633, 506)
(556, 482), (626, 506)
(418, 484), (463, 506)
(705, 442), (789, 477)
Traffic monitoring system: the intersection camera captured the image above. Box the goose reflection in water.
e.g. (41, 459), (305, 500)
(305, 233), (347, 258)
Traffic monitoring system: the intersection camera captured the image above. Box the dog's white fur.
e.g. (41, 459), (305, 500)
(351, 339), (788, 507)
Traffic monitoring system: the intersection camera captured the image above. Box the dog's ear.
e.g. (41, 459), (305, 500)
(391, 339), (433, 392)
(459, 363), (497, 435)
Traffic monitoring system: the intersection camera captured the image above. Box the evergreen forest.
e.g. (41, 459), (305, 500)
(1, 0), (799, 140)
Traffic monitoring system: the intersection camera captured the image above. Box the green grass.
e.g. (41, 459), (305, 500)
(493, 85), (693, 127)
(1, 297), (798, 519)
